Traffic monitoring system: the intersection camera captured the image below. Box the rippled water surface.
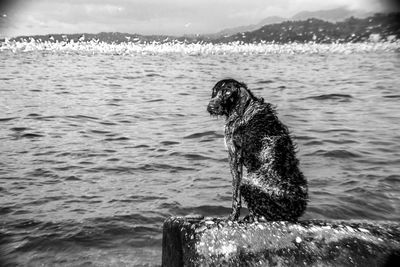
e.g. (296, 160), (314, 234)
(1, 49), (400, 266)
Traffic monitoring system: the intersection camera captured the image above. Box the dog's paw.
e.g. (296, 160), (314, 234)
(243, 215), (267, 223)
(228, 213), (239, 221)
(243, 214), (255, 223)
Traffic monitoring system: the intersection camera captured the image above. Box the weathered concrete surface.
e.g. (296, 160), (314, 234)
(162, 215), (400, 267)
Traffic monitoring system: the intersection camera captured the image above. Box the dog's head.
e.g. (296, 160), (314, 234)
(207, 79), (255, 117)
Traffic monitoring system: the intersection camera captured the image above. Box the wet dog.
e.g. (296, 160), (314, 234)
(207, 79), (308, 221)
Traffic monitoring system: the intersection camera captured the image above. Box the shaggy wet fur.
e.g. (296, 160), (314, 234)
(207, 79), (308, 221)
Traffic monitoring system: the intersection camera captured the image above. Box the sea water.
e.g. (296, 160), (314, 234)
(0, 42), (399, 266)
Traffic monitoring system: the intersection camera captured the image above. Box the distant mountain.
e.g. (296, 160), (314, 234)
(213, 12), (400, 44)
(211, 7), (372, 37)
(292, 7), (372, 21)
(214, 16), (286, 37)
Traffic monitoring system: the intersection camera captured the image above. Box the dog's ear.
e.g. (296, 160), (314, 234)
(238, 84), (251, 100)
(237, 83), (264, 104)
(235, 86), (248, 109)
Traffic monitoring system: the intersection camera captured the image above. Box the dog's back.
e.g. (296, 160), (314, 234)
(225, 94), (307, 221)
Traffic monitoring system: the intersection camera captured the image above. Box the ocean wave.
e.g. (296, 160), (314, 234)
(302, 93), (353, 101)
(307, 149), (362, 158)
(256, 80), (274, 84)
(1, 39), (399, 55)
(159, 141), (180, 146)
(383, 94), (400, 98)
(184, 131), (224, 139)
(159, 203), (231, 217)
(177, 205), (232, 217)
(146, 98), (165, 102)
(84, 163), (196, 174)
(311, 128), (358, 133)
(181, 153), (214, 161)
(0, 117), (18, 122)
(2, 215), (162, 253)
(381, 175), (400, 183)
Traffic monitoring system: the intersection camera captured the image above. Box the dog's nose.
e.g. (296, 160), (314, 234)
(207, 99), (218, 113)
(208, 98), (222, 115)
(207, 103), (214, 113)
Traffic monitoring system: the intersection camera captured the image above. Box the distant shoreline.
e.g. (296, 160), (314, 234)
(2, 12), (399, 45)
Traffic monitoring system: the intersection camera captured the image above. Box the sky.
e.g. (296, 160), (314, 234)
(0, 0), (399, 37)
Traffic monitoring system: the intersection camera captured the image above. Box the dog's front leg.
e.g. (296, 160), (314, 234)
(228, 147), (243, 221)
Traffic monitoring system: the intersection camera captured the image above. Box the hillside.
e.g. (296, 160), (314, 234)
(214, 12), (400, 43)
(211, 7), (371, 37)
(211, 16), (286, 38)
(291, 7), (371, 21)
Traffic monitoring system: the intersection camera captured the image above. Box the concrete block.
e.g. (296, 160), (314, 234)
(162, 215), (400, 266)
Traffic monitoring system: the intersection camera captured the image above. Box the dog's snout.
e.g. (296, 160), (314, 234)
(207, 103), (213, 113)
(207, 99), (217, 113)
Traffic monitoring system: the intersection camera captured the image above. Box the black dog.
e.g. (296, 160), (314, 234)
(207, 79), (308, 221)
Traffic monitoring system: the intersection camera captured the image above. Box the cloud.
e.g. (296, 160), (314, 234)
(84, 4), (125, 16)
(379, 0), (400, 11)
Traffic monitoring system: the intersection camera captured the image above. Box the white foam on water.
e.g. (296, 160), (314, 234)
(1, 39), (399, 55)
